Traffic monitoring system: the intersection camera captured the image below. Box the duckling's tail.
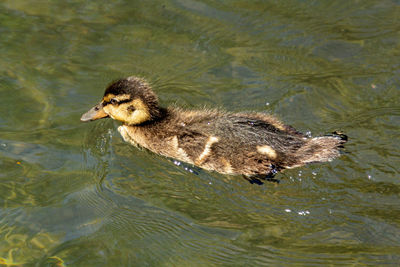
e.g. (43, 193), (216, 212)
(296, 132), (347, 164)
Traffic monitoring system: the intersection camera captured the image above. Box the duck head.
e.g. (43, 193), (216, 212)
(81, 76), (163, 125)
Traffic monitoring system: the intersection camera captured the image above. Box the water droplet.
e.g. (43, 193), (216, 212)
(298, 210), (310, 216)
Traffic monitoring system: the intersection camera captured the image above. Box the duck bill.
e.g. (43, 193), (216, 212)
(80, 103), (109, 122)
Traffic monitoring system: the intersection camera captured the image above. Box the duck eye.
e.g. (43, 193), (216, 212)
(110, 99), (118, 105)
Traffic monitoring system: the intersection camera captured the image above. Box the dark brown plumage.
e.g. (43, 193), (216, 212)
(81, 76), (347, 184)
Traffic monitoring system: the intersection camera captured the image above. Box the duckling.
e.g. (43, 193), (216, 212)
(81, 76), (347, 183)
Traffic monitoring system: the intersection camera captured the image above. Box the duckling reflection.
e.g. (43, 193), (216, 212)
(81, 76), (347, 184)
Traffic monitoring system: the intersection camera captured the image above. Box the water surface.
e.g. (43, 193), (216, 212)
(1, 0), (400, 266)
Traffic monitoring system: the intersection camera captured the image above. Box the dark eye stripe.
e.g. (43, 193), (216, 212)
(103, 98), (132, 106)
(118, 99), (132, 104)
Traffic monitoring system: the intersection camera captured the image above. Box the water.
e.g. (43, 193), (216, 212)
(1, 0), (400, 265)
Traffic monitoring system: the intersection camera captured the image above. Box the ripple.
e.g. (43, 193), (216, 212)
(2, 0), (400, 265)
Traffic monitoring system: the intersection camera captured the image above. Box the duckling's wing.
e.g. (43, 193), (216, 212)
(213, 114), (306, 151)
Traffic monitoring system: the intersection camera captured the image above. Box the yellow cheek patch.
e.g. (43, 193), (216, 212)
(127, 99), (150, 125)
(103, 104), (128, 122)
(131, 99), (147, 111)
(103, 98), (151, 125)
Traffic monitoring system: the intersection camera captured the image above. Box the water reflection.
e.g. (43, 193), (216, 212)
(1, 0), (400, 265)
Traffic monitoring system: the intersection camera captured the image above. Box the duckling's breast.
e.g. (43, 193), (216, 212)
(117, 124), (196, 164)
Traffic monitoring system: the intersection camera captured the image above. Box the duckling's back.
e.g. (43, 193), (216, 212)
(118, 108), (346, 178)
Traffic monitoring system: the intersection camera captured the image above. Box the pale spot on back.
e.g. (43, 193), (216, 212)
(170, 136), (193, 163)
(257, 145), (277, 159)
(195, 136), (219, 165)
(221, 158), (234, 174)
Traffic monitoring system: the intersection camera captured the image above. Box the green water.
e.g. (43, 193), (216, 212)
(1, 0), (400, 266)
